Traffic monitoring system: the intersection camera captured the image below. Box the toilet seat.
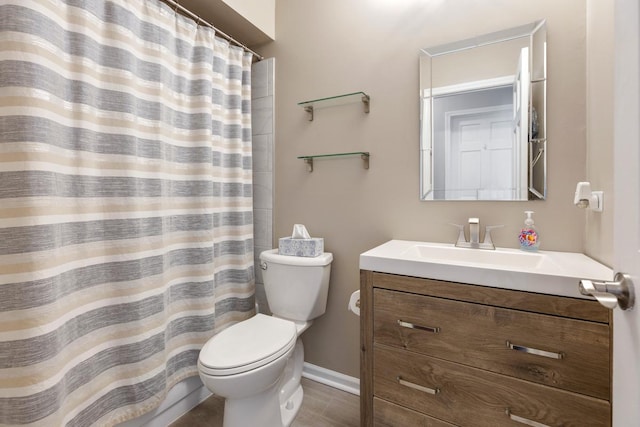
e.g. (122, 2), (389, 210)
(199, 314), (297, 376)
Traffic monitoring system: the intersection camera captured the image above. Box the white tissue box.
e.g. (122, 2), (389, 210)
(278, 237), (324, 257)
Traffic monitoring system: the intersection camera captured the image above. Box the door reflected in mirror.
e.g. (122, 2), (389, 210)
(420, 20), (547, 201)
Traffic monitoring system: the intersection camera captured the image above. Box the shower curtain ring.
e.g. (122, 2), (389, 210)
(174, 0), (179, 12)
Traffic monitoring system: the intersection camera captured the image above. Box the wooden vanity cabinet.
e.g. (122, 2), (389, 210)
(360, 271), (612, 427)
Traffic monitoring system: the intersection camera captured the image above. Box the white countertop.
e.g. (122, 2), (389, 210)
(359, 240), (614, 299)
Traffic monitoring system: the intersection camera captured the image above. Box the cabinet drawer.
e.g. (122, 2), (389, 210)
(374, 344), (611, 427)
(373, 397), (457, 426)
(373, 288), (610, 399)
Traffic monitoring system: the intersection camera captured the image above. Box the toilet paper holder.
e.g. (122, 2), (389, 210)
(579, 272), (635, 310)
(348, 290), (361, 316)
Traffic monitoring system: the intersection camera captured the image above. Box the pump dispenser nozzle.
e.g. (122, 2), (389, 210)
(524, 211), (534, 226)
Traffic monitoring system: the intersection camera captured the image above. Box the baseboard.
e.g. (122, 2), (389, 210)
(119, 363), (359, 426)
(302, 362), (360, 396)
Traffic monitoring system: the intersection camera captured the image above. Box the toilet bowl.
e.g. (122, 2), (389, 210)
(198, 314), (299, 427)
(197, 249), (332, 427)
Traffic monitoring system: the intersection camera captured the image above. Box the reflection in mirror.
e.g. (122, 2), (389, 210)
(420, 20), (547, 201)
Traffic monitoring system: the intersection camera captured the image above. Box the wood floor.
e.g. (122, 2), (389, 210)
(169, 378), (360, 427)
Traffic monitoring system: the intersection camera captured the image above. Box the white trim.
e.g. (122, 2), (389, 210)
(427, 75), (514, 97)
(119, 363), (360, 426)
(302, 362), (360, 396)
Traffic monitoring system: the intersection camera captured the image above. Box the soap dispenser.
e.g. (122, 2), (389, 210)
(519, 211), (540, 251)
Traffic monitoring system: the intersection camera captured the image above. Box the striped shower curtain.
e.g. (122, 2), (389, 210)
(0, 0), (255, 425)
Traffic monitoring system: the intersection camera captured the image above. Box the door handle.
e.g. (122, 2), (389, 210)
(579, 272), (635, 310)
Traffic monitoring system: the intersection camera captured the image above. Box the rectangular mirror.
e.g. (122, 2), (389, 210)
(420, 20), (547, 201)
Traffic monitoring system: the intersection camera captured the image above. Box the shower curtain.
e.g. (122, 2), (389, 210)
(0, 0), (255, 425)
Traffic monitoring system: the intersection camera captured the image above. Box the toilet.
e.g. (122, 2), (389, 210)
(197, 249), (333, 427)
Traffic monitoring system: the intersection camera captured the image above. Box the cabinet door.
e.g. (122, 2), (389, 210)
(374, 345), (611, 427)
(373, 288), (610, 399)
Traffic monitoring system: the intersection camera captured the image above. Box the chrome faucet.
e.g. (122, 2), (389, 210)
(451, 218), (503, 250)
(468, 217), (480, 245)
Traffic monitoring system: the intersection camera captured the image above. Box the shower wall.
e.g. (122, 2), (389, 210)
(252, 58), (275, 313)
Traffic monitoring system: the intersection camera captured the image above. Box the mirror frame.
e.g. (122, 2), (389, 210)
(420, 20), (547, 201)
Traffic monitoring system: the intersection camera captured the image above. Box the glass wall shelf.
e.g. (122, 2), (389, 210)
(297, 152), (370, 172)
(298, 92), (370, 121)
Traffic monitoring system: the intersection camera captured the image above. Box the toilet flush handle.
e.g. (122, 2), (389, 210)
(260, 261), (268, 270)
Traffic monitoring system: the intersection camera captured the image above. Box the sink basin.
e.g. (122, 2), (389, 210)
(360, 240), (613, 299)
(401, 244), (545, 269)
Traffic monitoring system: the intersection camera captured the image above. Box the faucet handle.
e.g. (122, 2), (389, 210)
(448, 223), (466, 245)
(483, 225), (504, 247)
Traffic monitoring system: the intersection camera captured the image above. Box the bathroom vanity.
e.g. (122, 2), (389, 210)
(359, 240), (613, 427)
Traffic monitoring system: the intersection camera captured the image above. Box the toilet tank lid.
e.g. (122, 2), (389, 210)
(260, 249), (333, 266)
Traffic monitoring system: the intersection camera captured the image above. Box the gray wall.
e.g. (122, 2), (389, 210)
(259, 0), (606, 379)
(585, 0), (614, 265)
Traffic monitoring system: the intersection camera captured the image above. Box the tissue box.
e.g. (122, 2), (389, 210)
(278, 237), (324, 257)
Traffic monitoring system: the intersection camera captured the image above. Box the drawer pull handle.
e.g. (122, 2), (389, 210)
(506, 341), (564, 360)
(397, 320), (440, 333)
(397, 376), (440, 395)
(506, 408), (551, 427)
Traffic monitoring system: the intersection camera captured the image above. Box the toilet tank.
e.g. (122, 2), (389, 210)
(259, 249), (332, 321)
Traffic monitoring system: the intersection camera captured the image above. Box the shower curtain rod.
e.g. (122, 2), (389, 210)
(161, 0), (264, 61)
